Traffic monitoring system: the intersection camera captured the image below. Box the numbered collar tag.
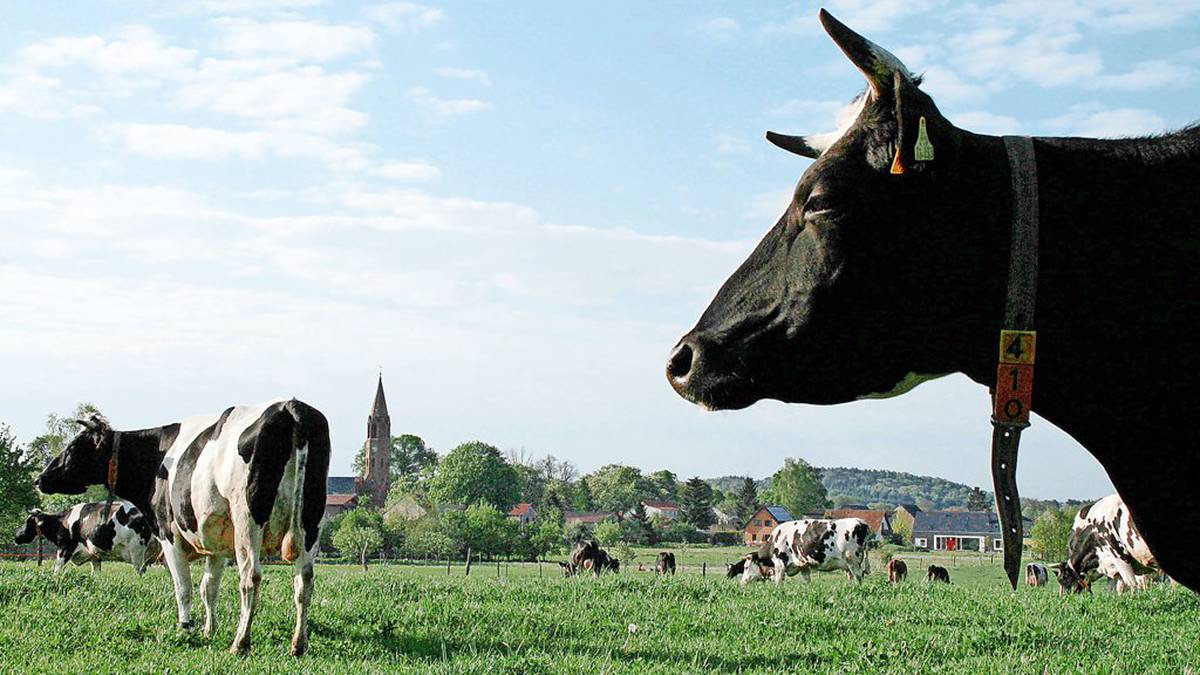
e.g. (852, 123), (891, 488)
(993, 330), (1036, 424)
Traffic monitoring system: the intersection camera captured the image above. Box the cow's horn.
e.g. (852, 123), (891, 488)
(766, 131), (821, 159)
(818, 9), (913, 98)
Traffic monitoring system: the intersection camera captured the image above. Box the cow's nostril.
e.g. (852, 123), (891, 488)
(668, 343), (696, 381)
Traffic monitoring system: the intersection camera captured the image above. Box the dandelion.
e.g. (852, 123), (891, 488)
(628, 623), (638, 634)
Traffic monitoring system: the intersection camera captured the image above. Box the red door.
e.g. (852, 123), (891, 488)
(946, 537), (958, 551)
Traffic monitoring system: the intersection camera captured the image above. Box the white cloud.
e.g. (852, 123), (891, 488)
(102, 123), (373, 170)
(364, 2), (444, 31)
(434, 67), (491, 86)
(195, 0), (325, 11)
(1042, 103), (1167, 137)
(18, 25), (197, 76)
(0, 73), (100, 120)
(697, 17), (739, 41)
(406, 86), (491, 117)
(374, 160), (441, 181)
(213, 18), (376, 62)
(767, 98), (844, 119)
(919, 66), (991, 105)
(1088, 59), (1195, 90)
(948, 110), (1022, 135)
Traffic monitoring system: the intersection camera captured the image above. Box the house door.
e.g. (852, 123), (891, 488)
(945, 537), (958, 551)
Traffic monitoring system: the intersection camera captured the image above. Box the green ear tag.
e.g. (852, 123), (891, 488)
(914, 116), (935, 161)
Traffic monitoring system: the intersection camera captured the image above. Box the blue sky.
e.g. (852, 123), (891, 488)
(2, 1), (1197, 499)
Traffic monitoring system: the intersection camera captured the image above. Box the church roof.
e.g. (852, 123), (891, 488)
(371, 374), (389, 418)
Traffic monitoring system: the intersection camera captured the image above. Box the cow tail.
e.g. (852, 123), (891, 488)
(280, 400), (310, 564)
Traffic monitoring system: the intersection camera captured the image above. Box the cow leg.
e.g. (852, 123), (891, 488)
(161, 539), (195, 629)
(290, 547), (315, 656)
(91, 559), (101, 575)
(200, 555), (227, 639)
(231, 523), (263, 654)
(772, 557), (787, 585)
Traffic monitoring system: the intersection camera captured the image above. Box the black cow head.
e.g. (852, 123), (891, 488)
(1052, 562), (1091, 595)
(668, 10), (989, 410)
(13, 510), (65, 545)
(36, 413), (114, 495)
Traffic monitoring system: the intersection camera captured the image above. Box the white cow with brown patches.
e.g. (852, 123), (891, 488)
(738, 517), (872, 586)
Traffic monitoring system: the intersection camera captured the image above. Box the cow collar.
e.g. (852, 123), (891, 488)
(104, 430), (123, 513)
(991, 135), (1040, 590)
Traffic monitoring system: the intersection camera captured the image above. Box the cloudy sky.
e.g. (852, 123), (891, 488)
(3, 1), (1197, 499)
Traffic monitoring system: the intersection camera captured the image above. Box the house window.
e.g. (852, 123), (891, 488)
(764, 519), (773, 527)
(751, 533), (757, 541)
(914, 537), (927, 547)
(754, 519), (761, 526)
(993, 538), (1003, 551)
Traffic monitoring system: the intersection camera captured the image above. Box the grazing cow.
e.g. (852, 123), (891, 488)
(666, 9), (1200, 592)
(13, 502), (156, 574)
(655, 551), (676, 575)
(1055, 494), (1159, 595)
(557, 561), (574, 577)
(727, 551), (774, 581)
(887, 558), (907, 583)
(35, 402), (330, 655)
(1026, 562), (1048, 587)
(737, 518), (871, 586)
(568, 540), (619, 575)
(927, 565), (950, 583)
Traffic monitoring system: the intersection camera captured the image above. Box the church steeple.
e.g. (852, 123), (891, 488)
(362, 373), (392, 507)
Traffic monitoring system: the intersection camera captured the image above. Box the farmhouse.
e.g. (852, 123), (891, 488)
(912, 511), (1033, 552)
(824, 508), (893, 540)
(507, 503), (538, 525)
(564, 511), (616, 527)
(743, 506), (793, 545)
(642, 500), (680, 520)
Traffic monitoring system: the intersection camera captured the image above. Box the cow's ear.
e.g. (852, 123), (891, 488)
(819, 9), (914, 99)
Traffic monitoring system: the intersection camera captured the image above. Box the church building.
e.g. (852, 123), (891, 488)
(324, 374), (393, 517)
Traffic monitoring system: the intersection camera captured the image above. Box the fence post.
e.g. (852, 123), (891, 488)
(702, 562), (706, 577)
(496, 560), (501, 578)
(539, 560), (543, 578)
(37, 538), (43, 567)
(465, 547), (472, 576)
(446, 557), (451, 575)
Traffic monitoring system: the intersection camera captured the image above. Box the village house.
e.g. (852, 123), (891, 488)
(641, 500), (680, 520)
(911, 510), (1032, 552)
(743, 505), (793, 545)
(563, 511), (616, 527)
(507, 503), (538, 525)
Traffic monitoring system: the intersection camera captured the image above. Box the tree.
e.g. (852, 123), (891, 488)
(443, 503), (519, 560)
(584, 464), (645, 513)
(646, 470), (679, 501)
(966, 487), (991, 512)
(679, 476), (715, 529)
(1030, 507), (1076, 562)
(333, 508), (385, 570)
(354, 434), (438, 485)
(593, 521), (622, 547)
(427, 441), (520, 510)
(892, 512), (914, 544)
(570, 480), (595, 511)
(736, 476), (759, 522)
(26, 404), (108, 511)
(0, 425), (38, 536)
(761, 458), (829, 517)
(529, 518), (565, 560)
(629, 501), (656, 545)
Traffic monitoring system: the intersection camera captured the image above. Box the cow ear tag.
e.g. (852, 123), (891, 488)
(889, 147), (905, 174)
(914, 116), (935, 161)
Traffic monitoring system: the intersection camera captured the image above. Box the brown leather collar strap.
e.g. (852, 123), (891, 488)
(992, 135), (1039, 590)
(105, 431), (122, 512)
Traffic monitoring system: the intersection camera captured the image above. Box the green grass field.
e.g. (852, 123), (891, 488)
(1, 555), (1197, 673)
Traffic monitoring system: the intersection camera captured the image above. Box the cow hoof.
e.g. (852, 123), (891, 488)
(290, 641), (308, 657)
(178, 621), (194, 631)
(230, 642), (251, 655)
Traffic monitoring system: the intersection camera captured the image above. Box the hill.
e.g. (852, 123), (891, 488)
(707, 466), (982, 510)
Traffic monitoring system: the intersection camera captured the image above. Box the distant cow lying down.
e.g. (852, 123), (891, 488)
(927, 565), (950, 583)
(13, 502), (156, 574)
(1055, 494), (1159, 595)
(735, 518), (871, 586)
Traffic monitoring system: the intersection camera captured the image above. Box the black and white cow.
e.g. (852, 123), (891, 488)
(13, 502), (156, 574)
(736, 518), (871, 586)
(35, 401), (330, 655)
(1055, 494), (1159, 595)
(1026, 562), (1048, 587)
(655, 551), (676, 575)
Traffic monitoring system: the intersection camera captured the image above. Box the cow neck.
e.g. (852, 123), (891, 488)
(108, 427), (168, 519)
(989, 135), (1040, 591)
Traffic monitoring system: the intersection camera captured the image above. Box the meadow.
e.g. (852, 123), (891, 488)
(1, 553), (1198, 674)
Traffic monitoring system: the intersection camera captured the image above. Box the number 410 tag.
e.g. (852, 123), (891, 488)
(994, 330), (1036, 423)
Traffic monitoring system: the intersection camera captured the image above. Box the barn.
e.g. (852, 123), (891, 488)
(743, 506), (793, 545)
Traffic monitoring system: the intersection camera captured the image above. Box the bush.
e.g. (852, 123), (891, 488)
(711, 531), (741, 546)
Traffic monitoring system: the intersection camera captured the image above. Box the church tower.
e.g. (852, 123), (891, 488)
(362, 373), (391, 507)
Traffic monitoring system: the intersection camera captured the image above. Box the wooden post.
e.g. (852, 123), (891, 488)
(465, 547), (472, 576)
(37, 538), (43, 567)
(446, 557), (451, 575)
(702, 562), (706, 577)
(539, 560), (543, 578)
(496, 560), (501, 578)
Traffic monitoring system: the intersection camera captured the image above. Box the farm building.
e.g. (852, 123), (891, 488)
(824, 508), (893, 540)
(564, 511), (616, 527)
(507, 503), (538, 525)
(641, 500), (680, 520)
(743, 506), (793, 545)
(324, 476), (359, 518)
(892, 503), (922, 540)
(911, 511), (1032, 552)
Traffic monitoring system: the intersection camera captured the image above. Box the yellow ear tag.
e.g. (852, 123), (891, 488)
(914, 116), (935, 161)
(889, 146), (905, 174)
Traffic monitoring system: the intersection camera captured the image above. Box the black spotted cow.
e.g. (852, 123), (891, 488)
(35, 401), (330, 655)
(1055, 494), (1159, 595)
(736, 518), (871, 586)
(1026, 562), (1048, 587)
(13, 502), (156, 574)
(927, 565), (950, 583)
(655, 551), (676, 575)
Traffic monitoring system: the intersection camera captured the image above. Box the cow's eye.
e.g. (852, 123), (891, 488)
(803, 194), (835, 222)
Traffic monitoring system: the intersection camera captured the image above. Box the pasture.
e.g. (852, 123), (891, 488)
(1, 557), (1198, 673)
